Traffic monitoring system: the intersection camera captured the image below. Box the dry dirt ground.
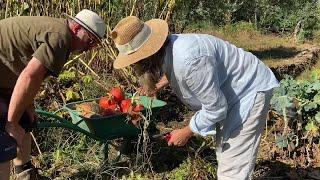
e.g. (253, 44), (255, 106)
(268, 45), (320, 80)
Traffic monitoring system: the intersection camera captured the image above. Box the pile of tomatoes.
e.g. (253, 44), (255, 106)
(98, 87), (144, 116)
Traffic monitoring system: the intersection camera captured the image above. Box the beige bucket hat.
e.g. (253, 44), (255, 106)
(111, 16), (169, 69)
(64, 9), (106, 41)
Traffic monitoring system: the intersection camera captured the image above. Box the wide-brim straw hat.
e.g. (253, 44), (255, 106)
(64, 9), (106, 42)
(111, 16), (168, 69)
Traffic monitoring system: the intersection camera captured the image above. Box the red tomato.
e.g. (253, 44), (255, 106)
(99, 97), (116, 109)
(133, 104), (144, 112)
(99, 97), (118, 116)
(120, 99), (132, 113)
(110, 87), (125, 103)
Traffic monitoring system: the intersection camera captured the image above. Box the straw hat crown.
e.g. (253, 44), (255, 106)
(111, 16), (168, 69)
(111, 16), (144, 45)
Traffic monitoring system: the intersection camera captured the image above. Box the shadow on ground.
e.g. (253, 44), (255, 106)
(254, 160), (320, 180)
(250, 46), (301, 60)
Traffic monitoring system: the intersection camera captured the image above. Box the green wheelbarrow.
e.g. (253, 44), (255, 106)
(35, 96), (166, 162)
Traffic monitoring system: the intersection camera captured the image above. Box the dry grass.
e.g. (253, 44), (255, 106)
(297, 58), (320, 80)
(187, 23), (315, 68)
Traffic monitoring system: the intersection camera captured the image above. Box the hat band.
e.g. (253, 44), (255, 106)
(74, 17), (102, 39)
(115, 24), (152, 55)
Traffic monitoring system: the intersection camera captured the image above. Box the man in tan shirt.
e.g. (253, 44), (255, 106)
(0, 9), (106, 180)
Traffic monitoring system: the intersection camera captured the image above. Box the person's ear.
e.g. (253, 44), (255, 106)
(71, 24), (82, 35)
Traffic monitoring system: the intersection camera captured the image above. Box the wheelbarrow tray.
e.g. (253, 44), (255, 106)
(63, 96), (166, 140)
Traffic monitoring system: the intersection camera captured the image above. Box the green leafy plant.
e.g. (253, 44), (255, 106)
(270, 75), (320, 166)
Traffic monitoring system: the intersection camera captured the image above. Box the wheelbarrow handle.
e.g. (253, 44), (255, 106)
(37, 121), (103, 141)
(35, 109), (105, 142)
(35, 109), (69, 124)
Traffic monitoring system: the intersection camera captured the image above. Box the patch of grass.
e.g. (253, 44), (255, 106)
(186, 21), (216, 31)
(187, 22), (314, 68)
(168, 157), (216, 180)
(33, 129), (103, 179)
(297, 58), (320, 80)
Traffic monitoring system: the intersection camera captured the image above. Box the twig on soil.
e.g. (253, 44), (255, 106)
(59, 90), (66, 104)
(31, 132), (42, 156)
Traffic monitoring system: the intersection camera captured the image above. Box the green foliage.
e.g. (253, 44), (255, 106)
(169, 157), (216, 180)
(81, 75), (93, 84)
(271, 75), (320, 148)
(57, 70), (105, 101)
(172, 0), (320, 39)
(65, 88), (80, 102)
(218, 22), (258, 36)
(121, 173), (146, 180)
(275, 133), (295, 148)
(57, 71), (76, 84)
(256, 0), (319, 38)
(38, 131), (102, 179)
(173, 0), (246, 32)
(170, 158), (190, 180)
(305, 121), (319, 137)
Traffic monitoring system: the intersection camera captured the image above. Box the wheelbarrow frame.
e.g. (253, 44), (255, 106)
(35, 96), (166, 162)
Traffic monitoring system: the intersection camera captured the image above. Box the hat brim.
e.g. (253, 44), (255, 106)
(63, 13), (102, 42)
(113, 19), (169, 69)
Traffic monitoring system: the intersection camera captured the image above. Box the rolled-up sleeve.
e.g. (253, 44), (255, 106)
(185, 55), (228, 136)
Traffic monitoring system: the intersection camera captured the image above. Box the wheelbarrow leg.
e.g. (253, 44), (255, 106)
(101, 142), (109, 163)
(101, 141), (124, 165)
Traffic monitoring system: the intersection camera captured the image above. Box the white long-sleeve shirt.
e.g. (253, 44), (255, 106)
(162, 34), (279, 136)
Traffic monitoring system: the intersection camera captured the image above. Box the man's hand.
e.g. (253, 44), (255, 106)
(5, 122), (25, 146)
(25, 106), (37, 123)
(138, 75), (169, 97)
(156, 75), (169, 90)
(168, 126), (194, 147)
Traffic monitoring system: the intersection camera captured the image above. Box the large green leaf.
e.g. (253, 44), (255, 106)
(271, 95), (292, 114)
(313, 93), (320, 103)
(275, 135), (288, 148)
(58, 71), (76, 83)
(306, 82), (320, 93)
(315, 112), (320, 123)
(304, 101), (318, 111)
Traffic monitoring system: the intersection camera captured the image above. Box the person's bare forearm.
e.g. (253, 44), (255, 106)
(7, 58), (47, 125)
(7, 70), (43, 124)
(155, 75), (169, 90)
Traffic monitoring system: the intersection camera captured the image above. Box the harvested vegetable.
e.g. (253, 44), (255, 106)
(99, 96), (118, 116)
(120, 99), (132, 113)
(109, 87), (125, 103)
(75, 102), (100, 118)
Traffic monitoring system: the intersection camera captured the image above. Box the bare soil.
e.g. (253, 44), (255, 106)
(268, 45), (320, 80)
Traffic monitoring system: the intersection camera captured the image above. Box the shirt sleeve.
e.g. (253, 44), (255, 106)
(33, 32), (71, 77)
(185, 55), (228, 137)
